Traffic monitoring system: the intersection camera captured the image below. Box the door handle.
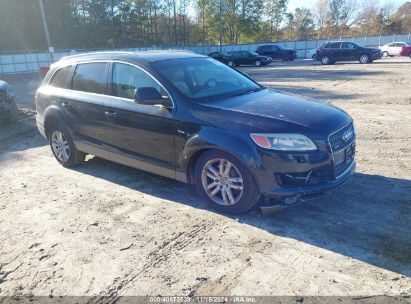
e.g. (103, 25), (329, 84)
(105, 111), (117, 119)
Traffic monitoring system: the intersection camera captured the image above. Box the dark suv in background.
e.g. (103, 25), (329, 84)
(316, 41), (382, 65)
(256, 44), (297, 61)
(36, 51), (356, 214)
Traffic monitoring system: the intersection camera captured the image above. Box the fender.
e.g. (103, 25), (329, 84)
(43, 105), (72, 138)
(178, 127), (264, 182)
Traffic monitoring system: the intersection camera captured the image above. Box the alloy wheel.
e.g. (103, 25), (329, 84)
(201, 158), (244, 206)
(255, 60), (261, 67)
(360, 54), (369, 64)
(321, 56), (330, 64)
(51, 130), (70, 162)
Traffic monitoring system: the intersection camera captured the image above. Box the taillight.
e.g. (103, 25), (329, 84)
(35, 93), (39, 106)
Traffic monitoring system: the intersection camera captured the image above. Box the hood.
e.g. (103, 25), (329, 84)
(193, 89), (351, 139)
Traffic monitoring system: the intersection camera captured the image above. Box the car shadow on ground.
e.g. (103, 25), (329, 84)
(75, 156), (411, 278)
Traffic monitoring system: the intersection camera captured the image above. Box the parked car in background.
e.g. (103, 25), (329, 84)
(379, 42), (410, 57)
(0, 80), (18, 124)
(36, 51), (355, 214)
(306, 48), (317, 60)
(208, 51), (226, 63)
(316, 41), (382, 65)
(224, 51), (272, 67)
(399, 44), (411, 57)
(256, 44), (297, 61)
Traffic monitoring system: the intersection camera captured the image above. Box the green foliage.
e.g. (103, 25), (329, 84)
(0, 0), (410, 52)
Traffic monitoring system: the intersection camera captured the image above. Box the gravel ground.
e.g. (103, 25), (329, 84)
(0, 57), (410, 297)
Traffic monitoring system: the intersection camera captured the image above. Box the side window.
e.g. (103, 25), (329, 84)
(111, 63), (165, 100)
(330, 42), (341, 48)
(341, 42), (355, 49)
(49, 66), (71, 89)
(72, 63), (108, 94)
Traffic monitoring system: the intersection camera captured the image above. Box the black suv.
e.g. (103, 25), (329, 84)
(256, 44), (297, 61)
(36, 51), (356, 214)
(223, 51), (272, 67)
(316, 41), (382, 65)
(0, 80), (18, 124)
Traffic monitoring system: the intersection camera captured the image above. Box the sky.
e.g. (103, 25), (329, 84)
(287, 0), (407, 12)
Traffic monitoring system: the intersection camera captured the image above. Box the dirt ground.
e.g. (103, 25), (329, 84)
(0, 57), (410, 297)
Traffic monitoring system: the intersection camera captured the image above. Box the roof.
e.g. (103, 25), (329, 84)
(58, 50), (205, 65)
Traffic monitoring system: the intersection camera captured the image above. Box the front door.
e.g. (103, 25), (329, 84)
(102, 62), (175, 175)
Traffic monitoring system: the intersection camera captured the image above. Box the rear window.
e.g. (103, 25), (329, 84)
(49, 66), (71, 89)
(72, 63), (108, 94)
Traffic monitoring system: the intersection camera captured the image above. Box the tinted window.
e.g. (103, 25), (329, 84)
(49, 66), (71, 89)
(330, 42), (342, 48)
(341, 42), (355, 49)
(111, 63), (164, 100)
(72, 63), (108, 94)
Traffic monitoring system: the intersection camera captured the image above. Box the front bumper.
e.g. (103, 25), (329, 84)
(372, 52), (383, 60)
(251, 135), (356, 198)
(262, 160), (355, 197)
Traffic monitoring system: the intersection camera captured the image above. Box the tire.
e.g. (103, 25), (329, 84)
(281, 55), (290, 61)
(227, 60), (234, 67)
(382, 51), (389, 57)
(312, 54), (316, 60)
(49, 124), (85, 168)
(320, 55), (332, 65)
(194, 150), (260, 215)
(254, 60), (262, 67)
(359, 54), (370, 64)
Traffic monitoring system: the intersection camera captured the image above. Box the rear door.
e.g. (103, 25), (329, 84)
(61, 62), (110, 146)
(329, 42), (343, 60)
(102, 62), (175, 173)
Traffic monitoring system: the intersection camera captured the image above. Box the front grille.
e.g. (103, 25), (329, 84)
(329, 123), (356, 177)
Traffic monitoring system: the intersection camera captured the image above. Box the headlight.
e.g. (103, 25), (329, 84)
(250, 133), (317, 151)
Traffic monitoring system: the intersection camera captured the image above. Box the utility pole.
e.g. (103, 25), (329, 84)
(219, 0), (223, 52)
(38, 0), (54, 61)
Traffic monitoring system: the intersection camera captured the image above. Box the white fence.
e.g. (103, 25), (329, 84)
(1, 33), (410, 74)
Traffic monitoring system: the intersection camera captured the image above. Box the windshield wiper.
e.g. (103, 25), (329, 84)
(233, 87), (263, 97)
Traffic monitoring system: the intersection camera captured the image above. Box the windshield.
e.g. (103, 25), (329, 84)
(152, 57), (262, 102)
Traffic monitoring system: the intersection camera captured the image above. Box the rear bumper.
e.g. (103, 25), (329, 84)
(36, 116), (47, 139)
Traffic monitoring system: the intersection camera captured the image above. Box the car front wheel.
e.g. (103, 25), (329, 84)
(194, 150), (260, 214)
(49, 124), (85, 167)
(382, 51), (389, 57)
(359, 54), (370, 64)
(227, 60), (235, 67)
(255, 60), (262, 67)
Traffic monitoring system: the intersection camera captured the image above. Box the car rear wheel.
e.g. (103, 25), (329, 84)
(49, 124), (85, 167)
(320, 55), (331, 65)
(281, 55), (290, 61)
(194, 150), (260, 214)
(359, 54), (370, 64)
(254, 60), (262, 67)
(382, 51), (389, 57)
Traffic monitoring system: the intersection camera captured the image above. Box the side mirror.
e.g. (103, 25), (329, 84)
(134, 87), (172, 107)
